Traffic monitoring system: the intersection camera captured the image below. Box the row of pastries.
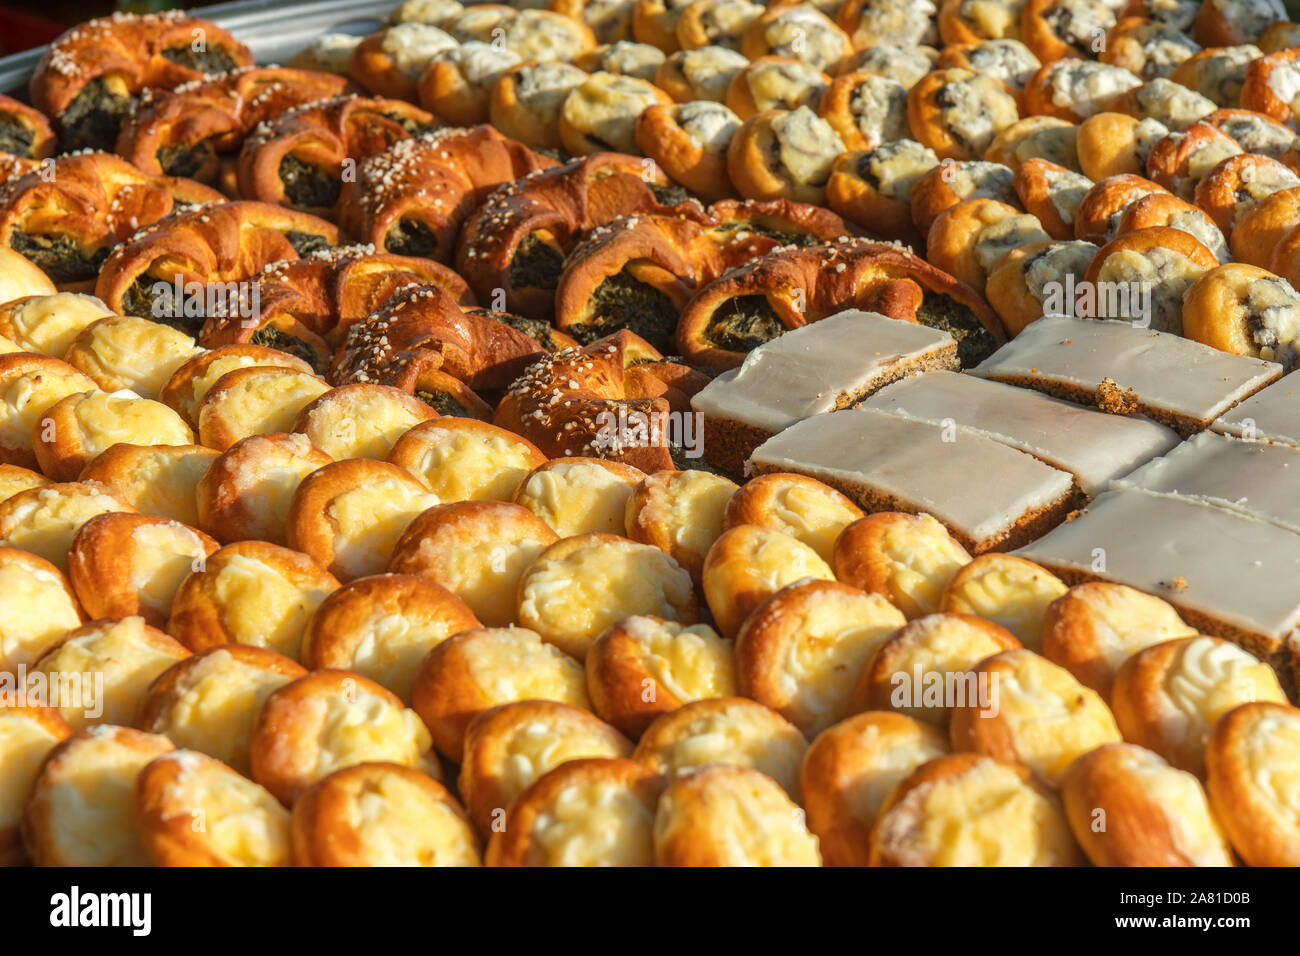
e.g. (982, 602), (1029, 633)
(0, 0), (1298, 867)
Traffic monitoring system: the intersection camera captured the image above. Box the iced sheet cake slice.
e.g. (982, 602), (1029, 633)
(691, 310), (958, 477)
(1211, 369), (1300, 448)
(971, 315), (1282, 436)
(1014, 487), (1300, 698)
(748, 406), (1077, 554)
(862, 370), (1180, 497)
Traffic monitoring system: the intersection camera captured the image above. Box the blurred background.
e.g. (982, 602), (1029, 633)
(0, 1), (223, 55)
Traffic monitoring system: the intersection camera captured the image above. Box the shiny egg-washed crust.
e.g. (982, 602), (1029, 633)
(135, 644), (306, 775)
(410, 626), (591, 760)
(134, 749), (292, 866)
(724, 57), (830, 119)
(721, 471), (864, 565)
(1060, 742), (1235, 867)
(158, 345), (315, 428)
(0, 463), (49, 503)
(1075, 111), (1169, 180)
(925, 198), (1032, 292)
(487, 757), (665, 866)
(22, 727), (175, 867)
(675, 0), (763, 51)
(1040, 581), (1196, 700)
(987, 240), (1093, 331)
(249, 669), (438, 805)
(64, 314), (203, 400)
(348, 24), (457, 101)
(1182, 262), (1300, 363)
(1072, 173), (1170, 244)
(868, 753), (1083, 866)
(984, 116), (1080, 173)
(907, 68), (1020, 162)
(850, 612), (1021, 724)
(0, 480), (136, 573)
(833, 512), (973, 619)
(387, 500), (558, 627)
(0, 92), (55, 160)
(559, 71), (672, 157)
(488, 60), (590, 151)
(284, 458), (440, 582)
(624, 469), (738, 586)
(1144, 121), (1243, 200)
(1240, 48), (1300, 125)
(725, 106), (846, 205)
(1194, 153), (1300, 237)
(0, 247), (55, 303)
(939, 552), (1067, 650)
(825, 146), (937, 248)
(632, 696), (808, 798)
(586, 615), (735, 738)
(908, 159), (1020, 235)
(291, 762), (482, 866)
(458, 699), (633, 836)
(653, 46), (742, 103)
(0, 547), (84, 672)
(512, 456), (647, 536)
(291, 384), (436, 461)
(0, 292), (113, 356)
(817, 71), (911, 153)
(166, 540), (340, 660)
(702, 524), (836, 639)
(387, 416), (547, 503)
(1114, 192), (1228, 263)
(1234, 185), (1300, 267)
(676, 239), (1004, 370)
(653, 762), (822, 866)
(1110, 636), (1288, 778)
(1205, 701), (1300, 866)
(800, 711), (951, 867)
(0, 702), (72, 866)
(197, 366), (331, 452)
(741, 4), (852, 73)
(33, 390), (195, 483)
(1082, 225), (1218, 333)
(0, 354), (98, 469)
(1013, 157), (1091, 240)
(1194, 0), (1287, 46)
(736, 578), (906, 736)
(300, 572), (480, 700)
(1019, 0), (1115, 63)
(196, 433), (333, 546)
(66, 512), (216, 627)
(635, 102), (740, 202)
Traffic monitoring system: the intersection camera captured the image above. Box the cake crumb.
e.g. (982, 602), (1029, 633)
(1096, 377), (1139, 415)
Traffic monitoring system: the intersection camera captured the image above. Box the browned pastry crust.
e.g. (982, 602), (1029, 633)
(633, 0), (692, 52)
(1182, 262), (1300, 365)
(92, 201), (339, 340)
(1113, 192), (1228, 264)
(984, 116), (1080, 172)
(1194, 153), (1300, 237)
(28, 12), (253, 151)
(926, 197), (1043, 292)
(825, 146), (936, 247)
(337, 125), (553, 265)
(909, 159), (1020, 235)
(727, 107), (850, 205)
(330, 284), (544, 394)
(291, 385), (436, 461)
(1170, 46), (1261, 109)
(556, 0), (638, 45)
(1022, 59), (1142, 123)
(1072, 172), (1169, 244)
(1232, 184), (1300, 267)
(488, 60), (590, 151)
(1013, 157), (1091, 240)
(1202, 107), (1295, 159)
(1099, 17), (1199, 80)
(938, 0), (1023, 45)
(676, 0), (762, 50)
(0, 152), (225, 291)
(76, 443), (216, 528)
(32, 390), (195, 483)
(1075, 111), (1169, 180)
(1082, 226), (1217, 331)
(724, 57), (831, 119)
(0, 702), (72, 866)
(236, 96), (435, 220)
(347, 24), (455, 102)
(196, 366), (331, 452)
(833, 511), (974, 619)
(158, 344), (316, 428)
(453, 152), (683, 321)
(908, 68), (1020, 162)
(166, 539), (340, 659)
(817, 71), (912, 152)
(741, 5), (852, 72)
(1241, 49), (1300, 125)
(0, 94), (55, 161)
(114, 68), (351, 190)
(66, 512), (216, 626)
(1144, 120), (1243, 199)
(635, 102), (740, 202)
(1197, 0), (1287, 48)
(386, 416), (548, 503)
(0, 354), (98, 469)
(676, 238), (1005, 369)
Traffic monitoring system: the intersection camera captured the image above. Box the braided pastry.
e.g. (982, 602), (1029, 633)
(0, 95), (55, 162)
(29, 12), (253, 151)
(236, 95), (435, 219)
(0, 151), (224, 290)
(336, 125), (552, 264)
(93, 201), (338, 339)
(115, 67), (351, 189)
(675, 238), (1003, 368)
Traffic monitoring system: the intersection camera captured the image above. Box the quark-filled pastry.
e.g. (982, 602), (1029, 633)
(938, 553), (1067, 650)
(623, 470), (739, 586)
(833, 512), (972, 619)
(511, 457), (646, 537)
(722, 472), (863, 564)
(33, 389), (194, 482)
(63, 315), (202, 400)
(0, 702), (71, 866)
(0, 354), (98, 469)
(292, 384), (436, 461)
(0, 480), (135, 572)
(701, 524), (835, 639)
(0, 292), (113, 357)
(196, 433), (333, 546)
(197, 367), (331, 452)
(0, 547), (84, 672)
(388, 417), (548, 503)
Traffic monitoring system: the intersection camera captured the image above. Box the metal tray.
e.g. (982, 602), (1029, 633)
(0, 0), (397, 94)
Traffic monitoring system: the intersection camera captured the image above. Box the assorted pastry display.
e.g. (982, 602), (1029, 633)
(2, 0), (1300, 868)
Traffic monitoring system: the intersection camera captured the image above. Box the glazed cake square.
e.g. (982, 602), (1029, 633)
(1014, 487), (1300, 699)
(691, 310), (958, 477)
(1211, 369), (1300, 447)
(861, 370), (1180, 497)
(748, 406), (1077, 554)
(1113, 431), (1300, 534)
(971, 315), (1282, 436)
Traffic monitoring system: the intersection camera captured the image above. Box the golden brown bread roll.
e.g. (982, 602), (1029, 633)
(0, 702), (71, 866)
(196, 433), (333, 546)
(833, 512), (972, 619)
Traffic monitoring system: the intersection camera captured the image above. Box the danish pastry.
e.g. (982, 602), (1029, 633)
(727, 106), (847, 204)
(1240, 47), (1300, 127)
(349, 22), (459, 101)
(1170, 44), (1263, 109)
(825, 140), (941, 245)
(63, 315), (202, 401)
(800, 711), (950, 866)
(908, 68), (1020, 162)
(501, 9), (599, 61)
(196, 367), (331, 453)
(22, 726), (175, 866)
(34, 389), (195, 483)
(633, 0), (702, 52)
(1082, 226), (1217, 333)
(840, 44), (939, 88)
(1071, 172), (1168, 243)
(290, 384), (435, 462)
(158, 346), (315, 429)
(676, 0), (763, 50)
(926, 199), (1050, 292)
(249, 669), (439, 805)
(1100, 17), (1200, 81)
(655, 44), (747, 102)
(0, 464), (48, 504)
(1195, 155), (1300, 242)
(1231, 184), (1300, 267)
(135, 645), (306, 776)
(719, 472), (861, 565)
(410, 626), (590, 759)
(577, 41), (666, 81)
(134, 749), (292, 867)
(983, 116), (1080, 173)
(0, 702), (71, 866)
(1205, 701), (1300, 866)
(950, 648), (1121, 783)
(195, 433), (333, 546)
(635, 101), (741, 202)
(387, 501), (558, 627)
(736, 579), (906, 736)
(0, 354), (98, 469)
(702, 524), (836, 638)
(909, 159), (1019, 235)
(0, 248), (55, 305)
(939, 553), (1067, 650)
(388, 417), (547, 503)
(489, 61), (590, 150)
(66, 513), (215, 627)
(1075, 111), (1169, 180)
(725, 57), (830, 118)
(1257, 19), (1300, 52)
(1059, 742), (1234, 867)
(938, 38), (1041, 107)
(868, 753), (1081, 865)
(459, 699), (632, 835)
(1145, 117), (1244, 197)
(166, 540), (339, 660)
(291, 762), (481, 866)
(1114, 192), (1229, 262)
(512, 457), (646, 537)
(0, 292), (113, 357)
(832, 513), (972, 619)
(741, 5), (851, 74)
(1183, 263), (1300, 370)
(633, 696), (809, 798)
(0, 548), (84, 672)
(818, 71), (912, 153)
(559, 71), (672, 155)
(1022, 59), (1142, 123)
(487, 757), (664, 865)
(623, 469), (738, 585)
(301, 573), (480, 701)
(0, 480), (134, 573)
(1020, 0), (1120, 63)
(1110, 635), (1288, 777)
(557, 1), (638, 45)
(1194, 0), (1286, 46)
(653, 763), (821, 866)
(417, 42), (525, 126)
(1204, 107), (1295, 160)
(1040, 582), (1197, 700)
(285, 458), (441, 582)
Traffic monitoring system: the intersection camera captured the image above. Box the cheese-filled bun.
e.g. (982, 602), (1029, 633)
(938, 553), (1067, 651)
(159, 345), (315, 428)
(196, 366), (331, 452)
(512, 457), (647, 537)
(624, 469), (739, 586)
(702, 524), (835, 638)
(33, 389), (195, 482)
(722, 471), (864, 564)
(0, 547), (83, 672)
(196, 433), (333, 546)
(833, 512), (973, 619)
(292, 384), (437, 460)
(79, 443), (218, 527)
(0, 702), (72, 866)
(388, 416), (548, 502)
(0, 480), (135, 572)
